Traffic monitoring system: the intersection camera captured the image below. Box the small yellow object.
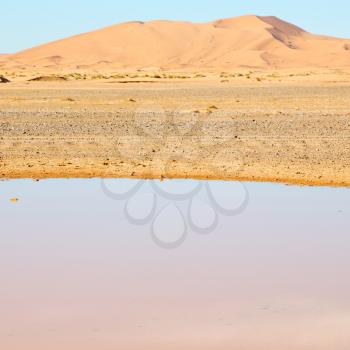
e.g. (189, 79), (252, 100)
(10, 198), (19, 203)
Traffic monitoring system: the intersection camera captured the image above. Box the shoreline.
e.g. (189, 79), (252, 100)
(1, 173), (350, 188)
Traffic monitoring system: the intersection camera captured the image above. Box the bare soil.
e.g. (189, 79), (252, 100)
(1, 75), (350, 186)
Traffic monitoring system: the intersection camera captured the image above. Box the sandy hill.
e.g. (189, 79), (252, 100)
(2, 15), (350, 70)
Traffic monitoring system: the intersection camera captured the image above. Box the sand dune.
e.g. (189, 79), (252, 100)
(0, 54), (9, 64)
(3, 15), (350, 70)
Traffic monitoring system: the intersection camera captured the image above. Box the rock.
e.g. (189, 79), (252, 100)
(0, 76), (10, 83)
(29, 76), (67, 82)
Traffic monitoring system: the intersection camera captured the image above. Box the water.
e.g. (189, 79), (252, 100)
(1, 179), (349, 349)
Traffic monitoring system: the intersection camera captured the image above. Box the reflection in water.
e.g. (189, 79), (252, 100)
(102, 180), (249, 248)
(0, 179), (349, 350)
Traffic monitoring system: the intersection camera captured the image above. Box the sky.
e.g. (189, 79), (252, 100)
(1, 0), (350, 53)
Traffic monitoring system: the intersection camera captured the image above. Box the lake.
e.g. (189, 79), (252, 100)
(1, 179), (349, 349)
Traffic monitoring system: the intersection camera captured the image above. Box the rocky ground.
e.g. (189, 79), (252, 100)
(1, 77), (350, 186)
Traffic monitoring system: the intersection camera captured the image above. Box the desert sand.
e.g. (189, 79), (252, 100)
(1, 16), (350, 186)
(1, 70), (350, 186)
(1, 15), (350, 71)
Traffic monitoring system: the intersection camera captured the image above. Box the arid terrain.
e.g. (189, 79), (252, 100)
(1, 15), (350, 71)
(1, 69), (350, 186)
(1, 15), (350, 186)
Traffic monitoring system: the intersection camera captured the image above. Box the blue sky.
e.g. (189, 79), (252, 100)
(2, 0), (350, 53)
